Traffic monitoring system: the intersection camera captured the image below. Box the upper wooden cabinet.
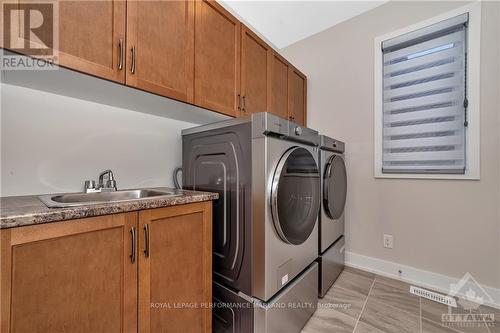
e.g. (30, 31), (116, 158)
(126, 0), (195, 102)
(3, 0), (306, 121)
(58, 1), (126, 82)
(288, 67), (307, 125)
(0, 213), (138, 333)
(269, 52), (307, 126)
(54, 1), (127, 83)
(240, 26), (271, 115)
(194, 0), (241, 117)
(270, 52), (290, 120)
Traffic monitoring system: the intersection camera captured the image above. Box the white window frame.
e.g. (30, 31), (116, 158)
(374, 2), (481, 180)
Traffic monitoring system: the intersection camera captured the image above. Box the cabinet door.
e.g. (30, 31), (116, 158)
(126, 0), (195, 102)
(288, 67), (307, 125)
(194, 0), (240, 117)
(270, 51), (290, 120)
(57, 1), (126, 83)
(138, 202), (212, 333)
(5, 0), (129, 82)
(240, 26), (271, 115)
(0, 213), (137, 333)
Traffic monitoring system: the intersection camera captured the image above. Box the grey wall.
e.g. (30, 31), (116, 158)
(0, 83), (200, 196)
(0, 51), (230, 197)
(282, 1), (500, 289)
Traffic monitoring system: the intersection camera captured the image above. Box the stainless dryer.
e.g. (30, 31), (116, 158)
(318, 135), (347, 298)
(182, 113), (320, 332)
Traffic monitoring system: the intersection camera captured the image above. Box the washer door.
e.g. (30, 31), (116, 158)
(323, 155), (347, 220)
(271, 147), (320, 245)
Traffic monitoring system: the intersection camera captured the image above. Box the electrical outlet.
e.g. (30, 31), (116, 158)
(383, 234), (393, 249)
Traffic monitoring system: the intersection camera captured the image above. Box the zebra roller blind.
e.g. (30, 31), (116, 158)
(382, 14), (468, 174)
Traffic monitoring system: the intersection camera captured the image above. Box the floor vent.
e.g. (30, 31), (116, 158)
(410, 286), (457, 307)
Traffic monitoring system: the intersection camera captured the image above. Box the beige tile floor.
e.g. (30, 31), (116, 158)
(302, 267), (499, 333)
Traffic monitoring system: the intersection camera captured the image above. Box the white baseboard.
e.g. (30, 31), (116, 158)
(345, 251), (500, 310)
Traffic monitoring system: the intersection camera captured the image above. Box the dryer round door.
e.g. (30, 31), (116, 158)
(323, 155), (347, 220)
(271, 147), (320, 245)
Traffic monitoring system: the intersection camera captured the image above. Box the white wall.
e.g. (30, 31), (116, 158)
(0, 83), (197, 196)
(282, 1), (500, 291)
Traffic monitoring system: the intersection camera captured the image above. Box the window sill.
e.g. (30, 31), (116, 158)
(373, 172), (480, 180)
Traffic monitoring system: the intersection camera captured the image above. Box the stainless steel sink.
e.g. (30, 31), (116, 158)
(39, 189), (182, 208)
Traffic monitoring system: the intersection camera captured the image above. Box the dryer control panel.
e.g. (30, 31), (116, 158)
(319, 135), (345, 153)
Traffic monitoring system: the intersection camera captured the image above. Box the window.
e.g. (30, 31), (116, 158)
(374, 3), (481, 179)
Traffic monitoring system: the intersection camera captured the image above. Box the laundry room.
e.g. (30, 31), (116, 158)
(1, 1), (499, 333)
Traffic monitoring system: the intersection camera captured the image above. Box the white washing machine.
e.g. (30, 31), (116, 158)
(318, 135), (347, 298)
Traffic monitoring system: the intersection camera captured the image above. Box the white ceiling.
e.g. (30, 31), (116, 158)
(220, 1), (387, 49)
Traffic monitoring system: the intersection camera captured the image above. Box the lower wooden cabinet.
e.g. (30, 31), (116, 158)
(0, 202), (212, 333)
(138, 203), (212, 332)
(0, 213), (137, 333)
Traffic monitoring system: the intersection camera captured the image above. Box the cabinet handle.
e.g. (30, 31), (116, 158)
(118, 39), (123, 70)
(237, 94), (241, 111)
(130, 46), (136, 74)
(143, 224), (150, 258)
(130, 227), (136, 263)
(242, 96), (246, 112)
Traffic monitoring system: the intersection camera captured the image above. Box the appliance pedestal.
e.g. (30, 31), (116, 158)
(318, 236), (345, 298)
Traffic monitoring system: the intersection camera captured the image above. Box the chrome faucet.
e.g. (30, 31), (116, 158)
(84, 169), (118, 193)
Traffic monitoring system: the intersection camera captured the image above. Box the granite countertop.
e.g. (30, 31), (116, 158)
(0, 187), (218, 229)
